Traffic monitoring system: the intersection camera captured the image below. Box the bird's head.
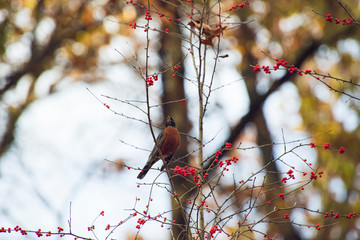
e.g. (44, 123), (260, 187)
(166, 116), (176, 127)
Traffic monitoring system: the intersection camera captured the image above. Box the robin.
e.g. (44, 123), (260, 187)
(137, 116), (181, 179)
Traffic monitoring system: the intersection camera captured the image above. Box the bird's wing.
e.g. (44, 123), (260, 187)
(148, 131), (165, 160)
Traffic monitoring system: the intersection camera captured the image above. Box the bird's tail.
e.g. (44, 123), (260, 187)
(137, 161), (156, 179)
(137, 156), (171, 179)
(137, 163), (151, 179)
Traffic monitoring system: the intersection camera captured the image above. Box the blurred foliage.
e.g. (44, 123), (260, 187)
(231, 0), (360, 239)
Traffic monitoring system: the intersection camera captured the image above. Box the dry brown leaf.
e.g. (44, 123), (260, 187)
(188, 20), (227, 46)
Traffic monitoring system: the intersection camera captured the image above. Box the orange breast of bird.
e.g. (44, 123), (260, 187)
(160, 126), (181, 159)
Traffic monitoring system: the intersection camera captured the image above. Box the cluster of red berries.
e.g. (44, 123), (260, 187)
(211, 148), (239, 171)
(324, 210), (340, 219)
(0, 226), (67, 237)
(129, 22), (137, 29)
(1, 226), (27, 235)
(314, 224), (324, 231)
(339, 147), (345, 154)
(173, 166), (209, 186)
(145, 9), (152, 21)
(209, 224), (222, 238)
(87, 225), (95, 231)
(200, 200), (210, 208)
(157, 11), (165, 18)
(281, 169), (295, 183)
(146, 74), (158, 86)
(174, 165), (196, 177)
(225, 156), (239, 165)
(228, 1), (250, 11)
(215, 150), (222, 157)
(136, 218), (146, 229)
(171, 65), (181, 77)
(273, 59), (288, 70)
(309, 170), (323, 180)
(310, 142), (346, 154)
(346, 212), (356, 219)
(105, 224), (110, 230)
(253, 58), (313, 76)
(35, 229), (43, 237)
(324, 142), (330, 149)
(326, 14), (353, 25)
(125, 0), (183, 35)
(218, 156), (239, 169)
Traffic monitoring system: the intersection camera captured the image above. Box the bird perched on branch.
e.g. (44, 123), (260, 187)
(137, 116), (181, 179)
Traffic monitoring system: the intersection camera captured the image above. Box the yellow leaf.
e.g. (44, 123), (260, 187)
(24, 0), (37, 9)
